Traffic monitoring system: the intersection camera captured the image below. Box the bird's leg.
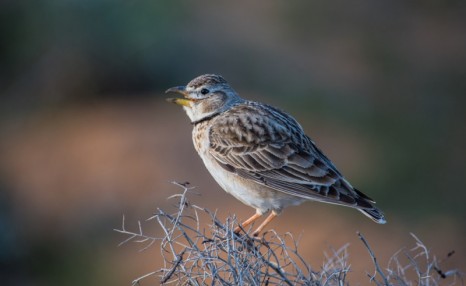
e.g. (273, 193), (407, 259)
(234, 212), (262, 234)
(252, 211), (278, 237)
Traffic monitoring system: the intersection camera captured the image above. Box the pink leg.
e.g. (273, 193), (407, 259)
(234, 212), (262, 234)
(252, 211), (278, 236)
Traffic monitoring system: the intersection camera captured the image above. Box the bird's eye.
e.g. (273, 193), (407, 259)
(200, 88), (209, 95)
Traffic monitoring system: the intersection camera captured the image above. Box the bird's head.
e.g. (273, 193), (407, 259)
(166, 74), (243, 123)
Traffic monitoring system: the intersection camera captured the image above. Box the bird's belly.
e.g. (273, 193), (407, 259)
(200, 154), (305, 214)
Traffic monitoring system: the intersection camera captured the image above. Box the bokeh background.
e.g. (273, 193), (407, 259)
(1, 1), (465, 285)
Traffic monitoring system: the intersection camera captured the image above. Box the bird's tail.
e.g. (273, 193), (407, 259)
(350, 187), (386, 224)
(358, 207), (386, 224)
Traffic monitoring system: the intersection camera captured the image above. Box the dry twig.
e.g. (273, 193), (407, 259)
(115, 182), (464, 286)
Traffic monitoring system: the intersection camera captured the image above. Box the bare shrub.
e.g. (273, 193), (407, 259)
(115, 182), (463, 285)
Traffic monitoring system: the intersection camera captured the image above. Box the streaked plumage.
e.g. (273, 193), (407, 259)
(167, 74), (385, 235)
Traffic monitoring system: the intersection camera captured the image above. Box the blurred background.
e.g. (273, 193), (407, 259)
(1, 1), (465, 285)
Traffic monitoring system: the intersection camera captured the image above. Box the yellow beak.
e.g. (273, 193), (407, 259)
(165, 86), (192, 107)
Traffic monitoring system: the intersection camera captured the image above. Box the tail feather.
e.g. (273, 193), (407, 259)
(351, 188), (386, 224)
(359, 207), (386, 224)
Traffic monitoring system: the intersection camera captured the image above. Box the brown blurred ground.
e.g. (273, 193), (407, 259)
(0, 1), (465, 285)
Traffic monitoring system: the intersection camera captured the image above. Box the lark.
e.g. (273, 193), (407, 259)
(166, 74), (385, 236)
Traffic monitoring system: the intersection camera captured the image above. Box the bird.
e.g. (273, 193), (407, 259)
(166, 74), (386, 236)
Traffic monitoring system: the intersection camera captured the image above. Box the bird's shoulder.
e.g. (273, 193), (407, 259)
(209, 101), (309, 148)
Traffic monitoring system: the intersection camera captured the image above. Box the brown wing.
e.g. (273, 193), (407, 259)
(208, 102), (376, 209)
